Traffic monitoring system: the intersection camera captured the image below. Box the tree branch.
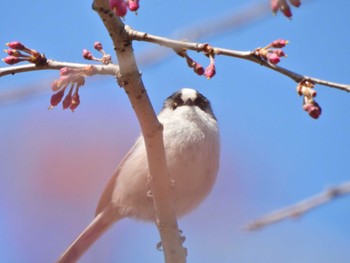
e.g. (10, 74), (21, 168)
(0, 60), (119, 77)
(244, 181), (350, 230)
(93, 1), (186, 263)
(127, 27), (350, 92)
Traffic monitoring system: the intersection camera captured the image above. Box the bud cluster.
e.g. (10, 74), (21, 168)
(49, 66), (96, 112)
(271, 0), (301, 18)
(2, 41), (47, 66)
(256, 39), (288, 65)
(175, 45), (216, 79)
(297, 80), (322, 119)
(82, 42), (112, 65)
(109, 0), (140, 17)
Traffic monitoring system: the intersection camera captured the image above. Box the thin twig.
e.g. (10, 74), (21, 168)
(127, 28), (350, 92)
(244, 181), (350, 231)
(0, 60), (119, 77)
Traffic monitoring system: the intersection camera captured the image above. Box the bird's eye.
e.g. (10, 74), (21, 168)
(172, 102), (178, 109)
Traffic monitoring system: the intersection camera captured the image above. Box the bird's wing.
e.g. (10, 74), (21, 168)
(95, 136), (142, 216)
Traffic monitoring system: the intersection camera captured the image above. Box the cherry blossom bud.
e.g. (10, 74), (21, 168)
(204, 63), (216, 79)
(2, 56), (23, 65)
(273, 49), (286, 57)
(128, 0), (140, 12)
(62, 87), (74, 110)
(70, 91), (81, 112)
(281, 4), (292, 18)
(270, 0), (280, 14)
(266, 53), (280, 64)
(94, 42), (103, 52)
(303, 101), (321, 119)
(82, 49), (93, 60)
(4, 49), (22, 56)
(289, 0), (301, 8)
(271, 39), (289, 48)
(50, 89), (65, 107)
(193, 63), (204, 76)
(6, 41), (25, 50)
(110, 0), (128, 17)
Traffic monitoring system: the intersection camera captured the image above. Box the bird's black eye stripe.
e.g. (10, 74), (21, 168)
(171, 94), (184, 110)
(193, 94), (209, 111)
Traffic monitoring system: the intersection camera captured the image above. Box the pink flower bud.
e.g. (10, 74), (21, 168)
(110, 0), (128, 17)
(50, 89), (65, 107)
(273, 49), (286, 57)
(70, 91), (81, 112)
(128, 0), (140, 12)
(303, 101), (321, 119)
(6, 41), (25, 50)
(271, 39), (289, 48)
(82, 49), (93, 60)
(281, 4), (292, 18)
(266, 53), (280, 64)
(62, 87), (73, 110)
(193, 63), (204, 76)
(4, 49), (22, 56)
(270, 0), (280, 13)
(2, 56), (23, 65)
(289, 0), (301, 8)
(94, 42), (103, 52)
(204, 63), (216, 79)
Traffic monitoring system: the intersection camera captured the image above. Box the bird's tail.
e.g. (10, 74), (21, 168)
(57, 206), (121, 263)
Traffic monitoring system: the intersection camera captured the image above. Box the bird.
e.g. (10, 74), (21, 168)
(57, 88), (220, 262)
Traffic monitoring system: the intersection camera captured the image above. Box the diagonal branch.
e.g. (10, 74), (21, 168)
(244, 181), (350, 231)
(127, 28), (350, 92)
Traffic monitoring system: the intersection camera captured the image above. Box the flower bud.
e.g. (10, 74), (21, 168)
(204, 63), (216, 79)
(62, 87), (73, 110)
(303, 101), (321, 119)
(193, 63), (204, 76)
(6, 41), (25, 50)
(2, 56), (23, 65)
(266, 53), (280, 64)
(271, 39), (289, 48)
(94, 42), (103, 52)
(50, 89), (65, 107)
(82, 49), (93, 60)
(289, 0), (301, 8)
(128, 0), (140, 12)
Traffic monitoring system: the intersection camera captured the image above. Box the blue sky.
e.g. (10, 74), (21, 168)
(1, 1), (350, 262)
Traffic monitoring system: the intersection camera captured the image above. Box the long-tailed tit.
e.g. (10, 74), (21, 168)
(57, 88), (220, 262)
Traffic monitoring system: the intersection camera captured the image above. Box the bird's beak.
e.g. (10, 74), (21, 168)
(185, 99), (194, 106)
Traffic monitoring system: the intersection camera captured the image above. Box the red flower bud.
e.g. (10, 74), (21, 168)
(62, 87), (74, 110)
(50, 89), (65, 107)
(270, 0), (280, 13)
(289, 0), (301, 8)
(193, 63), (205, 76)
(271, 39), (289, 48)
(204, 63), (216, 79)
(82, 49), (93, 60)
(266, 53), (280, 64)
(281, 4), (292, 18)
(94, 42), (103, 52)
(273, 49), (286, 57)
(70, 91), (81, 112)
(6, 41), (25, 50)
(128, 0), (140, 12)
(110, 0), (128, 17)
(303, 101), (321, 119)
(4, 49), (22, 56)
(2, 56), (23, 65)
